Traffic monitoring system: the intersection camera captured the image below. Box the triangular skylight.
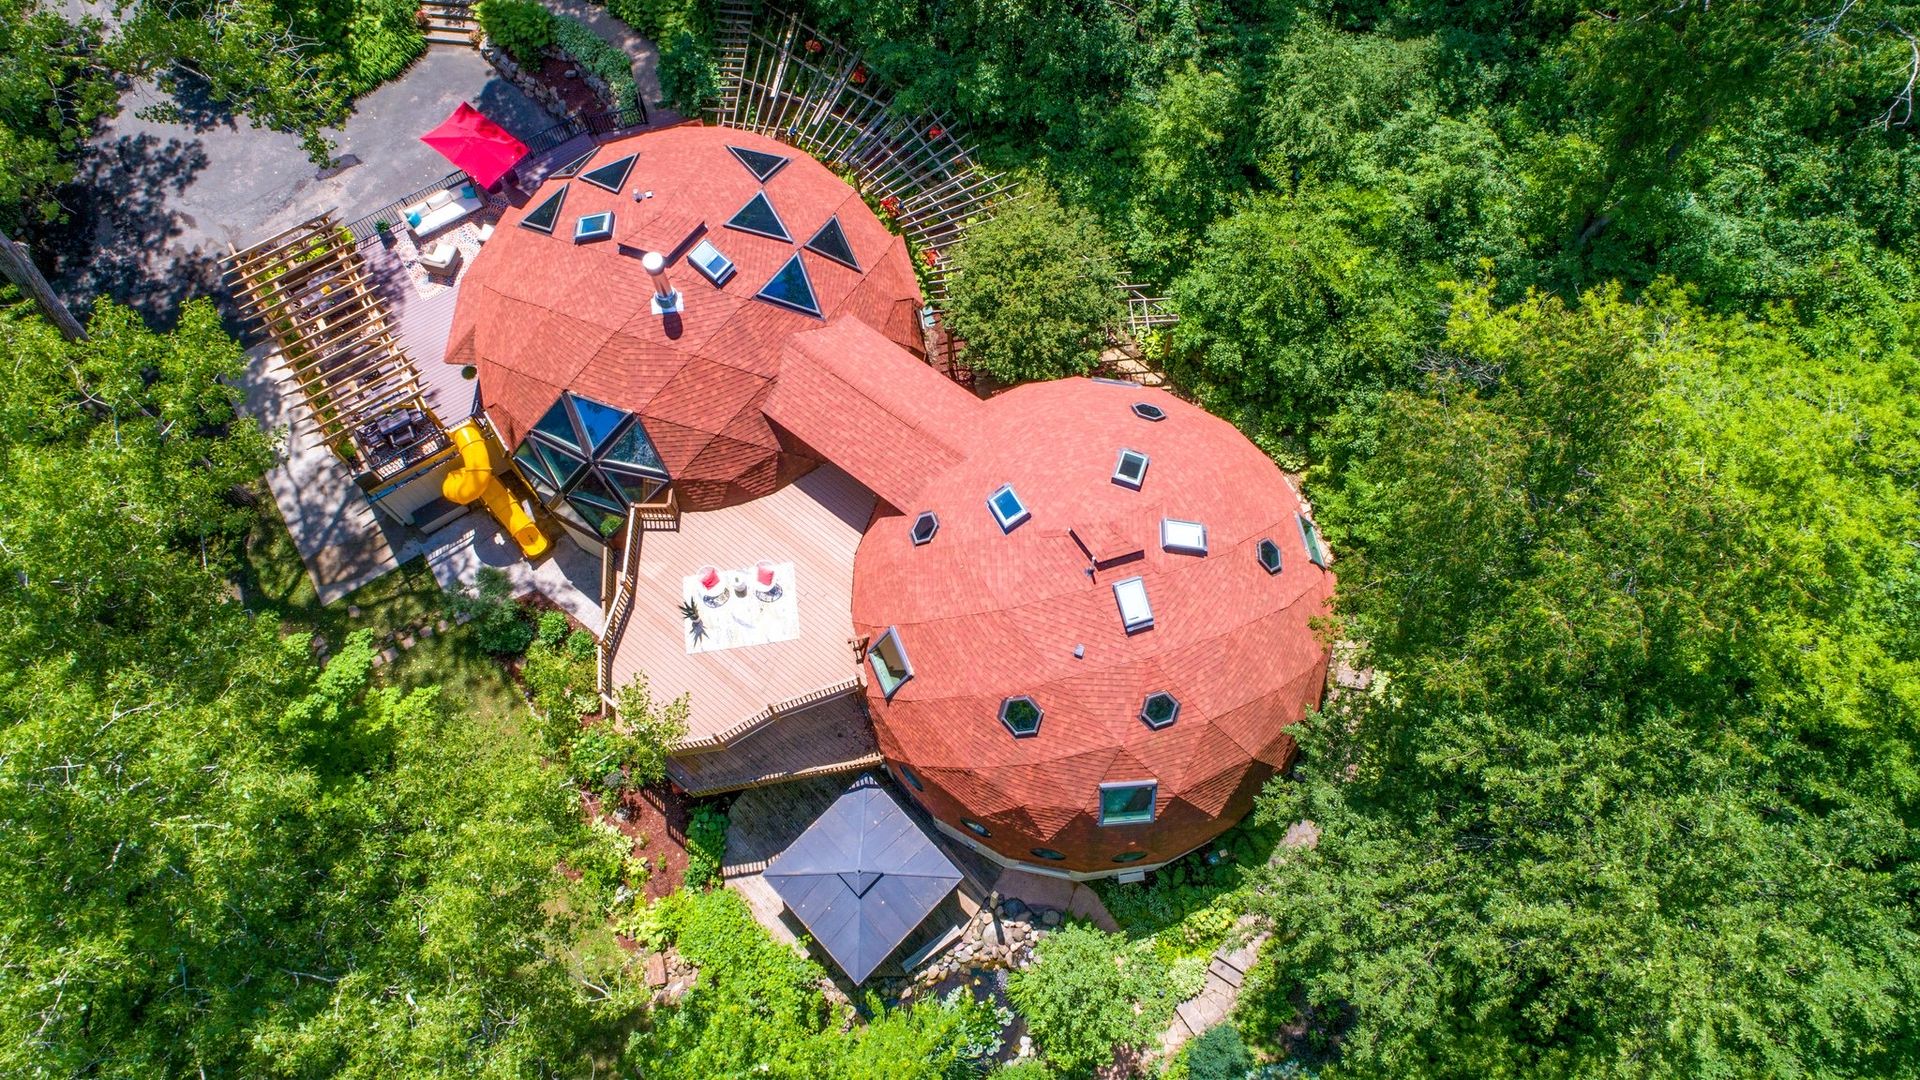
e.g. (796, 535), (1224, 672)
(755, 253), (822, 317)
(512, 443), (556, 490)
(569, 469), (626, 513)
(725, 191), (791, 242)
(552, 148), (596, 178)
(804, 215), (859, 270)
(579, 152), (637, 193)
(603, 423), (665, 475)
(519, 185), (567, 234)
(531, 396), (582, 450)
(568, 393), (631, 453)
(727, 144), (790, 182)
(535, 441), (587, 488)
(598, 465), (660, 504)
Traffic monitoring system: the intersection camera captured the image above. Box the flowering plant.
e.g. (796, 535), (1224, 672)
(921, 249), (940, 266)
(849, 65), (868, 84)
(804, 38), (822, 53)
(880, 195), (901, 217)
(927, 125), (944, 139)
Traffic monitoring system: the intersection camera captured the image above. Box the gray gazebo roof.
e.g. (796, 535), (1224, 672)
(764, 774), (963, 983)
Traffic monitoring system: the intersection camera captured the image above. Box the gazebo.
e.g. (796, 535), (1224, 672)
(764, 774), (962, 983)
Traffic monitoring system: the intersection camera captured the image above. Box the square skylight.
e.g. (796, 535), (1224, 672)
(1113, 576), (1153, 632)
(1160, 518), (1207, 555)
(1112, 448), (1149, 489)
(574, 211), (614, 243)
(688, 239), (736, 285)
(1099, 781), (1157, 825)
(987, 484), (1030, 531)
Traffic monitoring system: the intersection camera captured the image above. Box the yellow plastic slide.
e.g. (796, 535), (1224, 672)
(444, 421), (550, 559)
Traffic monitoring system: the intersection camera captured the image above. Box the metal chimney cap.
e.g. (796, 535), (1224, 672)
(640, 251), (666, 274)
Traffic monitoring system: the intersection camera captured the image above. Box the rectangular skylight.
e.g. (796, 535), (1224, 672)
(987, 484), (1030, 531)
(1298, 513), (1328, 568)
(868, 627), (914, 699)
(1112, 448), (1148, 489)
(574, 211), (614, 243)
(688, 239), (736, 285)
(1160, 518), (1207, 555)
(1113, 576), (1153, 632)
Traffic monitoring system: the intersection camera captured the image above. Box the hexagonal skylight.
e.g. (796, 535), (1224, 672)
(1000, 696), (1042, 737)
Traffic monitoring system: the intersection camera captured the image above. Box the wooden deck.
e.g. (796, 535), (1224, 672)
(669, 691), (881, 796)
(608, 463), (872, 744)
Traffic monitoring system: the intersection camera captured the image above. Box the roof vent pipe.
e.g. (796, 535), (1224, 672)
(642, 250), (682, 315)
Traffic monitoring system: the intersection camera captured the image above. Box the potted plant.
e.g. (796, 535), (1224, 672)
(679, 598), (706, 644)
(375, 219), (395, 246)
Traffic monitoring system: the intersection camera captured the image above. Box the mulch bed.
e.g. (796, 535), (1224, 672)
(585, 781), (693, 902)
(534, 56), (609, 117)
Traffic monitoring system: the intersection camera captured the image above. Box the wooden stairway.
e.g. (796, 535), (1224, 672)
(421, 0), (477, 47)
(708, 0), (755, 121)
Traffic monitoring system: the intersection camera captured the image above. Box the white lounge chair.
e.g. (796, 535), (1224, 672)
(418, 239), (461, 274)
(400, 185), (484, 237)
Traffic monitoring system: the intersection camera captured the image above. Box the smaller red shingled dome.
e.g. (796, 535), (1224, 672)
(851, 380), (1335, 876)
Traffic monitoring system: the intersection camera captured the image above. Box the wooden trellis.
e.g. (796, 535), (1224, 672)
(707, 2), (1011, 302)
(223, 214), (446, 475)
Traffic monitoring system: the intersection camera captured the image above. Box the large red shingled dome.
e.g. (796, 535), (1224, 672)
(851, 381), (1334, 875)
(443, 125), (926, 509)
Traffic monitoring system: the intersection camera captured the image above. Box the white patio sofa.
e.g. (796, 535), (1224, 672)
(399, 185), (484, 238)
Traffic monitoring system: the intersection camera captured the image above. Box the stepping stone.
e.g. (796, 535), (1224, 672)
(1208, 955), (1245, 988)
(377, 647), (399, 666)
(398, 633), (416, 649)
(419, 624), (437, 638)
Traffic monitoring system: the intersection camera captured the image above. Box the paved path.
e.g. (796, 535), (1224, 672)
(539, 0), (681, 125)
(50, 46), (551, 323)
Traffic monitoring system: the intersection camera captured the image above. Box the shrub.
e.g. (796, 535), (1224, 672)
(1187, 1024), (1254, 1080)
(475, 0), (555, 64)
(522, 639), (598, 737)
(601, 0), (718, 112)
(551, 15), (640, 113)
(615, 673), (689, 789)
(536, 609), (571, 648)
(1007, 923), (1179, 1075)
(683, 803), (728, 889)
(445, 567), (534, 654)
(944, 184), (1124, 384)
(339, 0), (427, 94)
(568, 726), (628, 794)
(565, 628), (597, 661)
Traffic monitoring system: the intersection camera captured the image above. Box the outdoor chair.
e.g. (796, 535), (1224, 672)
(753, 561), (782, 602)
(697, 565), (728, 607)
(418, 239), (461, 275)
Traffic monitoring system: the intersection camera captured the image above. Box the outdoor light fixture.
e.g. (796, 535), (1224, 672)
(641, 250), (682, 315)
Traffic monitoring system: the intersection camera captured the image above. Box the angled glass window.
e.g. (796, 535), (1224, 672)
(999, 696), (1042, 737)
(552, 148), (596, 178)
(911, 511), (939, 545)
(804, 215), (860, 270)
(725, 190), (791, 242)
(1113, 576), (1153, 633)
(579, 152), (637, 192)
(1112, 448), (1149, 490)
(1256, 537), (1283, 575)
(1140, 692), (1180, 729)
(1132, 402), (1166, 422)
(987, 484), (1029, 532)
(869, 627), (913, 699)
(688, 239), (736, 285)
(1160, 518), (1207, 555)
(727, 144), (791, 182)
(755, 253), (821, 316)
(1099, 781), (1157, 826)
(568, 469), (625, 513)
(519, 185), (567, 234)
(1298, 514), (1328, 568)
(602, 422), (666, 475)
(1030, 848), (1067, 861)
(1112, 850), (1148, 863)
(574, 211), (614, 243)
(569, 393), (630, 453)
(962, 819), (991, 838)
(599, 465), (662, 505)
(566, 494), (623, 537)
(534, 441), (588, 489)
(897, 762), (923, 791)
(532, 396), (583, 450)
(513, 442), (557, 490)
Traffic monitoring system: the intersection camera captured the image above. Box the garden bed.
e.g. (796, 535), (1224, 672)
(586, 781), (692, 902)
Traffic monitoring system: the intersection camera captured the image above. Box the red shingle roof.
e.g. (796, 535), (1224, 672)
(851, 380), (1335, 873)
(444, 124), (924, 510)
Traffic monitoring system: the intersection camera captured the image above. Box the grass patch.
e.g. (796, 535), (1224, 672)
(236, 497), (447, 645)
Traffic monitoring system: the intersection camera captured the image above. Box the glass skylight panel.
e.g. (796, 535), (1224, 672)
(603, 423), (666, 475)
(999, 696), (1042, 737)
(1099, 782), (1157, 826)
(531, 396), (582, 450)
(868, 627), (914, 699)
(1161, 518), (1207, 555)
(512, 443), (556, 491)
(568, 469), (624, 513)
(725, 191), (792, 241)
(688, 239), (737, 285)
(987, 484), (1030, 531)
(803, 215), (860, 270)
(579, 152), (637, 192)
(727, 144), (791, 182)
(754, 253), (822, 316)
(1298, 514), (1328, 567)
(911, 511), (939, 545)
(599, 466), (661, 505)
(1113, 576), (1153, 632)
(1257, 537), (1283, 574)
(519, 185), (567, 234)
(574, 211), (614, 242)
(1113, 851), (1148, 863)
(1131, 401), (1167, 422)
(1140, 692), (1180, 729)
(566, 494), (622, 537)
(535, 440), (588, 488)
(567, 392), (630, 453)
(1112, 448), (1149, 489)
(552, 149), (596, 178)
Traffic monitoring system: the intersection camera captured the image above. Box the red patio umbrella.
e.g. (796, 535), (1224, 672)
(419, 102), (528, 189)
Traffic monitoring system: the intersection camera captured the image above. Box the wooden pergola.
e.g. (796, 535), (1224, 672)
(223, 214), (446, 477)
